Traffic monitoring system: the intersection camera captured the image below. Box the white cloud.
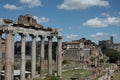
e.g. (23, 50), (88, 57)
(91, 32), (106, 38)
(101, 12), (110, 17)
(113, 12), (120, 15)
(66, 34), (79, 41)
(58, 0), (109, 10)
(91, 32), (105, 43)
(83, 17), (120, 28)
(91, 32), (118, 43)
(33, 16), (49, 23)
(3, 4), (22, 10)
(111, 34), (117, 37)
(20, 0), (42, 8)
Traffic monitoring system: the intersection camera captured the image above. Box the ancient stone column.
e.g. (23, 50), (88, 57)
(5, 31), (13, 80)
(11, 34), (15, 64)
(39, 35), (45, 78)
(57, 36), (62, 77)
(31, 34), (36, 79)
(11, 33), (15, 80)
(20, 33), (26, 80)
(47, 36), (53, 75)
(0, 33), (2, 80)
(95, 58), (98, 67)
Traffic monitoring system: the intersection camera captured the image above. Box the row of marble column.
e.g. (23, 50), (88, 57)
(0, 31), (62, 80)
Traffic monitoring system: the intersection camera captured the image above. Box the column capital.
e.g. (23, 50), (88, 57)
(12, 33), (15, 36)
(30, 34), (36, 38)
(57, 36), (62, 39)
(47, 36), (53, 40)
(39, 35), (45, 40)
(5, 30), (13, 34)
(19, 33), (26, 37)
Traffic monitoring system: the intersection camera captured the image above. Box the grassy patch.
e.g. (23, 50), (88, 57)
(33, 76), (63, 80)
(62, 69), (92, 80)
(33, 77), (41, 80)
(112, 72), (120, 80)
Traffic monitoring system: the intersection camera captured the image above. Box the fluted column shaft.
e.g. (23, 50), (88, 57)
(20, 34), (26, 80)
(0, 33), (2, 80)
(57, 36), (62, 77)
(31, 35), (36, 79)
(47, 36), (53, 75)
(40, 36), (45, 78)
(5, 31), (13, 80)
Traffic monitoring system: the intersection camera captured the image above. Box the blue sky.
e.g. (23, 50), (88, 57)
(0, 0), (120, 44)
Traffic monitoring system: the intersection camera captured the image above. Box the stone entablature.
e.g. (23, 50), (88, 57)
(0, 14), (61, 37)
(0, 25), (60, 36)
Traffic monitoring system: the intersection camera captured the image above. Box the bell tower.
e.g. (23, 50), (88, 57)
(110, 36), (113, 45)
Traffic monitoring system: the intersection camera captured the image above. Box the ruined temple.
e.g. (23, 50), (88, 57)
(0, 14), (62, 80)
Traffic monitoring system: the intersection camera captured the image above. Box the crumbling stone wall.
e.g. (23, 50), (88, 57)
(63, 47), (103, 62)
(63, 49), (90, 61)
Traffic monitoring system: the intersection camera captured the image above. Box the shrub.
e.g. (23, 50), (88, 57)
(62, 60), (67, 64)
(44, 76), (62, 80)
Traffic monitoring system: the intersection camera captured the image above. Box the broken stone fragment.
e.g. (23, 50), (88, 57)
(46, 27), (53, 31)
(3, 19), (14, 23)
(18, 14), (44, 29)
(34, 24), (43, 30)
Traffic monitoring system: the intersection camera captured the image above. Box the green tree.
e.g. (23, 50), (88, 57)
(90, 57), (96, 62)
(103, 48), (120, 63)
(26, 60), (31, 71)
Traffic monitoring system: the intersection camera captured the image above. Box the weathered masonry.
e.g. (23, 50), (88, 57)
(0, 14), (62, 80)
